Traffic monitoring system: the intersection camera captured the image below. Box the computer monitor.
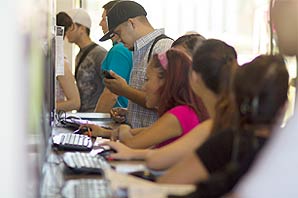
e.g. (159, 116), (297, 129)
(24, 1), (57, 197)
(42, 36), (56, 137)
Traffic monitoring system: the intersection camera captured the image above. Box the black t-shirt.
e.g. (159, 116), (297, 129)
(196, 129), (266, 174)
(179, 129), (267, 198)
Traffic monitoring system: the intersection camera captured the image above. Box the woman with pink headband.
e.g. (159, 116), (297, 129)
(83, 49), (208, 149)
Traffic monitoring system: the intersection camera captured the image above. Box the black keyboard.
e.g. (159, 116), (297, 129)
(63, 152), (110, 174)
(62, 179), (113, 198)
(52, 133), (93, 151)
(58, 118), (113, 134)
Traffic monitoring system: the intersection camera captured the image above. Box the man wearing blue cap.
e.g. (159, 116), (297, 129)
(100, 1), (173, 128)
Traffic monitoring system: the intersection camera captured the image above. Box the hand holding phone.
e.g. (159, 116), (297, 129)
(110, 107), (127, 123)
(102, 70), (115, 79)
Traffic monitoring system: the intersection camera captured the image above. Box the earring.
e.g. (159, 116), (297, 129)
(240, 98), (251, 115)
(239, 96), (259, 118)
(251, 96), (259, 117)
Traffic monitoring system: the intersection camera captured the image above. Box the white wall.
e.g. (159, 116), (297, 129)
(0, 0), (26, 197)
(56, 0), (76, 70)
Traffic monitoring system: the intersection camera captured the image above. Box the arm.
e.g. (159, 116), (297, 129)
(96, 46), (132, 112)
(119, 112), (182, 149)
(94, 88), (118, 113)
(81, 123), (112, 138)
(145, 119), (213, 170)
(102, 141), (152, 160)
(157, 152), (209, 184)
(157, 129), (233, 184)
(111, 125), (146, 141)
(99, 122), (209, 161)
(110, 125), (147, 141)
(104, 71), (148, 108)
(129, 127), (147, 135)
(56, 61), (81, 112)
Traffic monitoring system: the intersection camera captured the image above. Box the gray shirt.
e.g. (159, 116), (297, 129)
(75, 42), (107, 112)
(127, 29), (173, 128)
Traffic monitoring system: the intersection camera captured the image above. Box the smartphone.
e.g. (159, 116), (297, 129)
(102, 70), (115, 79)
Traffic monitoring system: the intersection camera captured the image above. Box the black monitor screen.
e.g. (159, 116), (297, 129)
(24, 1), (56, 197)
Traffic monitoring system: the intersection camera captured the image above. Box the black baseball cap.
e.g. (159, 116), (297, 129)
(99, 1), (147, 41)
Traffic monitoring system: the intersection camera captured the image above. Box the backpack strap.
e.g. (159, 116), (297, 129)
(147, 34), (173, 63)
(75, 43), (98, 79)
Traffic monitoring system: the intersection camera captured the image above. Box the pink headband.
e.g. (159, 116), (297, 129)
(157, 52), (168, 70)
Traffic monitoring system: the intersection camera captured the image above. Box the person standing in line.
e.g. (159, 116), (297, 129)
(94, 0), (133, 113)
(55, 12), (81, 112)
(99, 1), (173, 128)
(66, 8), (107, 112)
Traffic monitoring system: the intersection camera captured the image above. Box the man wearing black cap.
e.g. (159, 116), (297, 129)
(100, 1), (173, 128)
(95, 0), (132, 113)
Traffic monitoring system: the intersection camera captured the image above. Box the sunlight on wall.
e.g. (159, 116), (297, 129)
(86, 0), (270, 64)
(61, 0), (296, 119)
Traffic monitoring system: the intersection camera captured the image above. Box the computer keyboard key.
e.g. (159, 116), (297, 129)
(69, 134), (75, 145)
(65, 134), (71, 145)
(83, 138), (91, 147)
(73, 134), (79, 145)
(78, 136), (84, 146)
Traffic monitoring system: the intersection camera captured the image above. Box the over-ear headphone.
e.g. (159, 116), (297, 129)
(240, 96), (259, 120)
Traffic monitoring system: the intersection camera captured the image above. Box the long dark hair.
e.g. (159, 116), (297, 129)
(171, 33), (206, 57)
(234, 55), (289, 129)
(192, 39), (238, 133)
(150, 49), (209, 122)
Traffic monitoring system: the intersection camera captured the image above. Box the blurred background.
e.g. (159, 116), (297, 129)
(0, 0), (296, 197)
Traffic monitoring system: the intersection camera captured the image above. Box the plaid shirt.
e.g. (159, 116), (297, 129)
(127, 29), (173, 128)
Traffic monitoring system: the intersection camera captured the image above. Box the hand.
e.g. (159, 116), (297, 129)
(110, 107), (127, 123)
(110, 128), (119, 141)
(110, 124), (132, 141)
(80, 123), (104, 137)
(104, 70), (129, 96)
(118, 124), (133, 142)
(101, 141), (136, 160)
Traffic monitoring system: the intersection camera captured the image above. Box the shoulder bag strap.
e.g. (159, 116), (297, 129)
(75, 43), (98, 79)
(147, 34), (173, 63)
